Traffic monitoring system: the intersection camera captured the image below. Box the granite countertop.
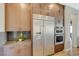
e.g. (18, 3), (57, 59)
(4, 39), (31, 47)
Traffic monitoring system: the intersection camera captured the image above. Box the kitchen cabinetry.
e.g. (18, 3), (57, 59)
(32, 3), (49, 16)
(32, 3), (64, 26)
(48, 4), (59, 17)
(32, 3), (64, 17)
(32, 3), (41, 14)
(3, 40), (31, 56)
(40, 4), (49, 16)
(55, 4), (64, 26)
(5, 4), (32, 31)
(55, 44), (64, 53)
(0, 3), (5, 32)
(48, 4), (64, 27)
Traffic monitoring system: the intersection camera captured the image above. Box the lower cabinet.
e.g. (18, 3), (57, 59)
(3, 40), (31, 56)
(55, 44), (64, 53)
(0, 46), (4, 56)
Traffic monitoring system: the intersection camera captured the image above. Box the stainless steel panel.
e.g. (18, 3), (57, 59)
(33, 14), (55, 56)
(33, 19), (44, 56)
(44, 17), (55, 55)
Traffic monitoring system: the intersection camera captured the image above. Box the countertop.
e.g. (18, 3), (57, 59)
(4, 39), (31, 47)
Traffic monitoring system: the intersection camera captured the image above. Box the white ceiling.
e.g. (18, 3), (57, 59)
(61, 3), (79, 10)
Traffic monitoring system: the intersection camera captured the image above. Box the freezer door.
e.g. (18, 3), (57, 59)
(33, 19), (44, 56)
(44, 17), (55, 56)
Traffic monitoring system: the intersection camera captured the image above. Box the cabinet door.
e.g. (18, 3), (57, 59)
(59, 5), (64, 26)
(5, 4), (32, 31)
(32, 3), (41, 14)
(4, 40), (31, 56)
(40, 4), (49, 16)
(5, 4), (21, 31)
(32, 3), (49, 16)
(20, 4), (32, 31)
(4, 46), (15, 56)
(48, 4), (60, 17)
(19, 41), (32, 56)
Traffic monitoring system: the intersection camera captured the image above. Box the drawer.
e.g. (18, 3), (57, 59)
(55, 44), (64, 53)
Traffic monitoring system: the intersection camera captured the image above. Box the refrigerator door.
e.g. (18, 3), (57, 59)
(44, 16), (55, 55)
(33, 19), (44, 56)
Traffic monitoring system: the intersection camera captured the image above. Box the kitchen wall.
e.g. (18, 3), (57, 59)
(64, 6), (79, 51)
(64, 6), (71, 51)
(0, 3), (5, 32)
(77, 14), (79, 47)
(0, 32), (6, 56)
(0, 3), (6, 56)
(72, 14), (78, 48)
(0, 32), (6, 45)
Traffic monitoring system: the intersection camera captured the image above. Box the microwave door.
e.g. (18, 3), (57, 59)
(33, 19), (44, 56)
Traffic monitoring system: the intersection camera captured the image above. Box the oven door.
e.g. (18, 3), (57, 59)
(55, 35), (64, 45)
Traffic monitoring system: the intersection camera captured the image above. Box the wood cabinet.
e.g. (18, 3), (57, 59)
(56, 4), (64, 26)
(5, 4), (32, 31)
(32, 3), (64, 17)
(32, 3), (64, 26)
(55, 44), (64, 53)
(32, 3), (41, 14)
(5, 3), (63, 31)
(32, 3), (49, 16)
(3, 40), (32, 56)
(40, 4), (49, 16)
(48, 4), (59, 17)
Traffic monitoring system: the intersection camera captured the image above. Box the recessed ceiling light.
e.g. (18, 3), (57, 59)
(49, 4), (55, 10)
(20, 3), (26, 9)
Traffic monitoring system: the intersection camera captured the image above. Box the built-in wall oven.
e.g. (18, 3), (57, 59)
(55, 26), (64, 45)
(55, 34), (64, 45)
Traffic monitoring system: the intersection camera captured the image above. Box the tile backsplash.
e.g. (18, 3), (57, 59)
(7, 31), (31, 41)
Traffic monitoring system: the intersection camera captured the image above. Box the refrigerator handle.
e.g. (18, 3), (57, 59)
(36, 32), (41, 34)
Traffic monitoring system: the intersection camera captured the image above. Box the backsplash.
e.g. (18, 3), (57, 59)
(7, 31), (31, 41)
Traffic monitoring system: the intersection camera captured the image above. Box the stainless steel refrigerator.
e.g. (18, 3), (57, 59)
(32, 14), (55, 56)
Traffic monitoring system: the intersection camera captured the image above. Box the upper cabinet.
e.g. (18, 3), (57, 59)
(32, 3), (49, 16)
(0, 3), (5, 32)
(5, 3), (64, 31)
(32, 3), (64, 17)
(32, 3), (64, 26)
(40, 3), (49, 16)
(32, 3), (41, 14)
(5, 4), (32, 31)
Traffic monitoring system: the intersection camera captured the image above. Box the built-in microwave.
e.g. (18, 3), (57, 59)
(55, 26), (64, 35)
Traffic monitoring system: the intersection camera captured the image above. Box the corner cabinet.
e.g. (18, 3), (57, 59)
(0, 3), (5, 32)
(5, 4), (32, 31)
